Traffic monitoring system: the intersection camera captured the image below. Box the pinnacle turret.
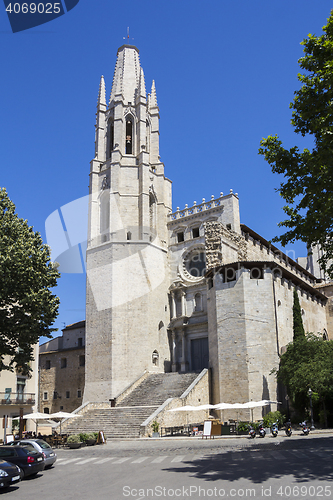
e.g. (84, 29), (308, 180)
(97, 75), (106, 106)
(138, 67), (146, 99)
(150, 80), (158, 108)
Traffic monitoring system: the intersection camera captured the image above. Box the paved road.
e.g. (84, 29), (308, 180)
(3, 433), (333, 500)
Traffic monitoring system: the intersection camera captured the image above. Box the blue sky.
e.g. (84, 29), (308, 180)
(1, 0), (332, 341)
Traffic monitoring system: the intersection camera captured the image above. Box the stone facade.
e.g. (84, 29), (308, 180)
(39, 321), (85, 413)
(81, 43), (332, 419)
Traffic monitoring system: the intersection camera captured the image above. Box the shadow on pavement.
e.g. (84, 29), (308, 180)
(164, 436), (333, 484)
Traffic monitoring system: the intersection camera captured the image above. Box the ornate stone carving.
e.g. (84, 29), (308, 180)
(101, 175), (109, 190)
(204, 222), (222, 270)
(204, 222), (248, 269)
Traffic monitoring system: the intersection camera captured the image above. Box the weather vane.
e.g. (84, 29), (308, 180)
(123, 27), (134, 42)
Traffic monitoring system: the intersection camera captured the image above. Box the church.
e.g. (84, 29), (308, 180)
(79, 43), (331, 424)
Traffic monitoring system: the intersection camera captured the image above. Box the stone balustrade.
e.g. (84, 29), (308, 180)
(168, 190), (238, 221)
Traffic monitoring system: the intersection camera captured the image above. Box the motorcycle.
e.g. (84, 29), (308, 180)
(258, 423), (266, 438)
(285, 420), (292, 437)
(248, 424), (256, 439)
(300, 421), (310, 435)
(271, 421), (278, 437)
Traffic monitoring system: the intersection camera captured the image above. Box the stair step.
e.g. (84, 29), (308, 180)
(62, 372), (199, 438)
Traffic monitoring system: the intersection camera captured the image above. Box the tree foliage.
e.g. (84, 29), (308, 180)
(293, 288), (305, 341)
(259, 11), (333, 277)
(0, 188), (60, 375)
(277, 334), (333, 416)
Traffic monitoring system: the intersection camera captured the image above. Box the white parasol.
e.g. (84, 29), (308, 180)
(49, 411), (81, 434)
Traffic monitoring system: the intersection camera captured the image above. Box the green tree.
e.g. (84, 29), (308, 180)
(277, 334), (333, 420)
(259, 11), (333, 278)
(0, 188), (60, 375)
(293, 288), (305, 341)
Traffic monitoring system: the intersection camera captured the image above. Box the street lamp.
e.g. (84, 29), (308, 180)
(308, 388), (315, 430)
(285, 394), (290, 421)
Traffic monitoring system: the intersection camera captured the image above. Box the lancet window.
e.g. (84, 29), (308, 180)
(125, 116), (133, 154)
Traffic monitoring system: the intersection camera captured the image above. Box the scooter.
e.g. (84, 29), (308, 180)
(300, 421), (310, 435)
(258, 423), (266, 438)
(248, 424), (256, 439)
(271, 421), (278, 437)
(285, 420), (292, 437)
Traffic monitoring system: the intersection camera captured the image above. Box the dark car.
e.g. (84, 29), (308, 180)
(0, 459), (23, 488)
(0, 445), (45, 478)
(12, 439), (56, 468)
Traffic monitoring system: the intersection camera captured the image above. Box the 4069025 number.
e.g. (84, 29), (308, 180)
(276, 485), (331, 497)
(5, 3), (61, 14)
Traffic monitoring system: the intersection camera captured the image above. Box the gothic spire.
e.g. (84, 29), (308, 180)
(109, 45), (141, 105)
(138, 67), (146, 99)
(150, 80), (158, 108)
(97, 75), (106, 106)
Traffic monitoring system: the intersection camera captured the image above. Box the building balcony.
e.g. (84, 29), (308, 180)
(0, 393), (35, 405)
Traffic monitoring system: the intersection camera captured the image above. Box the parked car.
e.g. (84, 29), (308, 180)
(0, 459), (23, 489)
(11, 439), (56, 468)
(0, 445), (45, 478)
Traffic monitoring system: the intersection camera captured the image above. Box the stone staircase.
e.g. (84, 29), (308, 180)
(63, 372), (199, 439)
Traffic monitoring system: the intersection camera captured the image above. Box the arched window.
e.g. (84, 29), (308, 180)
(125, 116), (133, 154)
(152, 350), (159, 366)
(107, 120), (114, 158)
(146, 119), (150, 152)
(194, 293), (202, 312)
(100, 192), (110, 242)
(323, 329), (328, 341)
(149, 191), (157, 234)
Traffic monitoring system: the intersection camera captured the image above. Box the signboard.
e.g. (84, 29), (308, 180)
(203, 420), (212, 438)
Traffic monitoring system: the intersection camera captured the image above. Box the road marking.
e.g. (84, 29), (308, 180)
(112, 457), (131, 464)
(192, 455), (205, 461)
(171, 455), (185, 463)
(131, 457), (149, 463)
(289, 450), (308, 459)
(150, 456), (168, 463)
(270, 451), (285, 460)
(57, 458), (83, 465)
(75, 458), (98, 465)
(249, 452), (265, 460)
(94, 457), (116, 464)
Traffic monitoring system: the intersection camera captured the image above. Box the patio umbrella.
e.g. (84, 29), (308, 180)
(12, 412), (52, 435)
(49, 411), (81, 434)
(21, 412), (51, 419)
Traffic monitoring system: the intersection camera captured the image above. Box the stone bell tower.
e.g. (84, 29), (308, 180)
(83, 45), (172, 403)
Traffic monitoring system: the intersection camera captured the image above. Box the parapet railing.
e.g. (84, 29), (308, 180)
(168, 191), (237, 221)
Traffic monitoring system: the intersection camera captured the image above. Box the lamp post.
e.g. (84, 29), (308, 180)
(285, 394), (290, 421)
(308, 388), (315, 430)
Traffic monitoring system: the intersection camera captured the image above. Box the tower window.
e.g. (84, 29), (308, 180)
(45, 360), (51, 370)
(61, 358), (67, 369)
(177, 232), (184, 243)
(126, 118), (133, 154)
(78, 337), (83, 347)
(192, 227), (200, 239)
(108, 120), (114, 158)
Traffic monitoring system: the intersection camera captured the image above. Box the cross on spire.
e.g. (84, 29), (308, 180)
(123, 27), (134, 42)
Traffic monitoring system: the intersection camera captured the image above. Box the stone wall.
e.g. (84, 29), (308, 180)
(39, 347), (85, 414)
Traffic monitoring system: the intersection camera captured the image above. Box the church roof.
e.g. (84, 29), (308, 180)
(109, 44), (143, 105)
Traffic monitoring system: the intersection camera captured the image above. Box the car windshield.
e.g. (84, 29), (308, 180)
(35, 440), (51, 449)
